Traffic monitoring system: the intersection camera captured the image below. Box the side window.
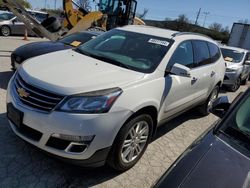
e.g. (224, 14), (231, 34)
(246, 53), (250, 61)
(193, 40), (211, 67)
(168, 41), (194, 69)
(208, 42), (221, 63)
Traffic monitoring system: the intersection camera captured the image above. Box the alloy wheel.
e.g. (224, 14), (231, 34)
(207, 87), (219, 111)
(121, 121), (149, 163)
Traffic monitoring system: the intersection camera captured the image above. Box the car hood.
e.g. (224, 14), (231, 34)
(13, 41), (72, 62)
(19, 50), (145, 95)
(181, 137), (250, 188)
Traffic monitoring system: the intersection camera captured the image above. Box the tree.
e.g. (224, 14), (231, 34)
(209, 22), (223, 32)
(0, 0), (31, 8)
(164, 17), (172, 21)
(77, 0), (91, 11)
(176, 14), (190, 24)
(137, 8), (149, 19)
(238, 19), (249, 24)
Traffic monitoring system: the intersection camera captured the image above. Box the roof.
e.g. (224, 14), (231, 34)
(119, 25), (216, 43)
(120, 25), (178, 39)
(220, 45), (249, 53)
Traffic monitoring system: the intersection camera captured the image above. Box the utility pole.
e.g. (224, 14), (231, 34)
(195, 8), (201, 25)
(203, 12), (210, 27)
(54, 0), (57, 9)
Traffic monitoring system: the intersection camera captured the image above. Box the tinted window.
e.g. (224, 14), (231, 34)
(246, 53), (250, 61)
(221, 48), (244, 63)
(220, 91), (250, 150)
(0, 13), (14, 20)
(193, 40), (211, 66)
(168, 41), (194, 69)
(59, 32), (97, 46)
(208, 42), (221, 63)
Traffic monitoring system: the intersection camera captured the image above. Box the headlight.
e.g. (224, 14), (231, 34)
(226, 68), (237, 72)
(57, 88), (122, 113)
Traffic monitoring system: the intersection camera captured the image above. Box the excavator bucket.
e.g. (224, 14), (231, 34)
(67, 11), (104, 35)
(2, 0), (60, 41)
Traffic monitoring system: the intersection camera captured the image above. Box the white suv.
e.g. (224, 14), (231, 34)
(7, 25), (225, 171)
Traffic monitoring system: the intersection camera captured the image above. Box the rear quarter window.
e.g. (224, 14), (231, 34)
(208, 42), (221, 63)
(192, 40), (211, 67)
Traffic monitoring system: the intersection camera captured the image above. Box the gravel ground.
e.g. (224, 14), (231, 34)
(0, 36), (249, 188)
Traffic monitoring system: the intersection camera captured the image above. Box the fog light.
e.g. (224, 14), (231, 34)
(51, 133), (95, 143)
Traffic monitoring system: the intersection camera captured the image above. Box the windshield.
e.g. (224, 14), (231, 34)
(0, 13), (14, 20)
(220, 90), (250, 149)
(221, 48), (245, 63)
(59, 32), (98, 47)
(77, 29), (173, 73)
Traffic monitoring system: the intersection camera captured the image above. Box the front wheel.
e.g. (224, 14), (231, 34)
(107, 114), (153, 171)
(228, 77), (241, 92)
(242, 74), (249, 85)
(199, 86), (219, 116)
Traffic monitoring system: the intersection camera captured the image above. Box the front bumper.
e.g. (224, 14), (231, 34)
(223, 71), (241, 86)
(6, 76), (132, 165)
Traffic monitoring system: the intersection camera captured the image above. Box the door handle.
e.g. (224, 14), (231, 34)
(191, 77), (198, 85)
(211, 71), (216, 77)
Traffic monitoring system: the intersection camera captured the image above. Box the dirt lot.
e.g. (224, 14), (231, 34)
(0, 36), (249, 188)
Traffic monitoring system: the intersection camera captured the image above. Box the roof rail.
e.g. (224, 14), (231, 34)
(171, 32), (212, 39)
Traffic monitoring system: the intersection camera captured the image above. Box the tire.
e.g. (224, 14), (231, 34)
(41, 17), (61, 33)
(242, 74), (249, 85)
(199, 85), (220, 116)
(228, 77), (241, 92)
(1, 25), (11, 36)
(107, 114), (153, 171)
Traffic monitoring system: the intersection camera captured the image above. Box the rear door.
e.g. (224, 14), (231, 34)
(190, 40), (215, 102)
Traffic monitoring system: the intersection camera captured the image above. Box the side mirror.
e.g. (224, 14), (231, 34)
(170, 63), (191, 77)
(245, 60), (250, 65)
(210, 96), (231, 118)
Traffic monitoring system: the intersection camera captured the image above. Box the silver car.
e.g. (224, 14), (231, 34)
(0, 11), (48, 36)
(221, 46), (250, 92)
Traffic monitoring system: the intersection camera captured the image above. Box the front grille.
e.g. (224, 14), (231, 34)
(13, 73), (64, 112)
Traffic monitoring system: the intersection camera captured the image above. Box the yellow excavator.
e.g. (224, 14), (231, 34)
(2, 0), (145, 40)
(63, 0), (145, 33)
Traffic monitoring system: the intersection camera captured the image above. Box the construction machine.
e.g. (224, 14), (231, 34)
(2, 0), (145, 41)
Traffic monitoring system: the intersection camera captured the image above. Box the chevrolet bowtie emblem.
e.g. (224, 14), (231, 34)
(17, 88), (30, 98)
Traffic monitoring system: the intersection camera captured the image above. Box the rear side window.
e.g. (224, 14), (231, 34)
(193, 40), (211, 67)
(168, 41), (194, 69)
(246, 53), (250, 61)
(208, 42), (221, 63)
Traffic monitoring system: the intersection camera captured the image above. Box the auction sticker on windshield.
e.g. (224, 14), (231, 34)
(148, 39), (169, 46)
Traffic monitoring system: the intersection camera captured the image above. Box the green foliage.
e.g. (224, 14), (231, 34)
(0, 0), (31, 8)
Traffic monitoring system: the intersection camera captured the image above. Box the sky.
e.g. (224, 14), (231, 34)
(27, 0), (250, 28)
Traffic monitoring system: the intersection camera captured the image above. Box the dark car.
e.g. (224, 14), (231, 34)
(11, 31), (102, 70)
(154, 88), (250, 188)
